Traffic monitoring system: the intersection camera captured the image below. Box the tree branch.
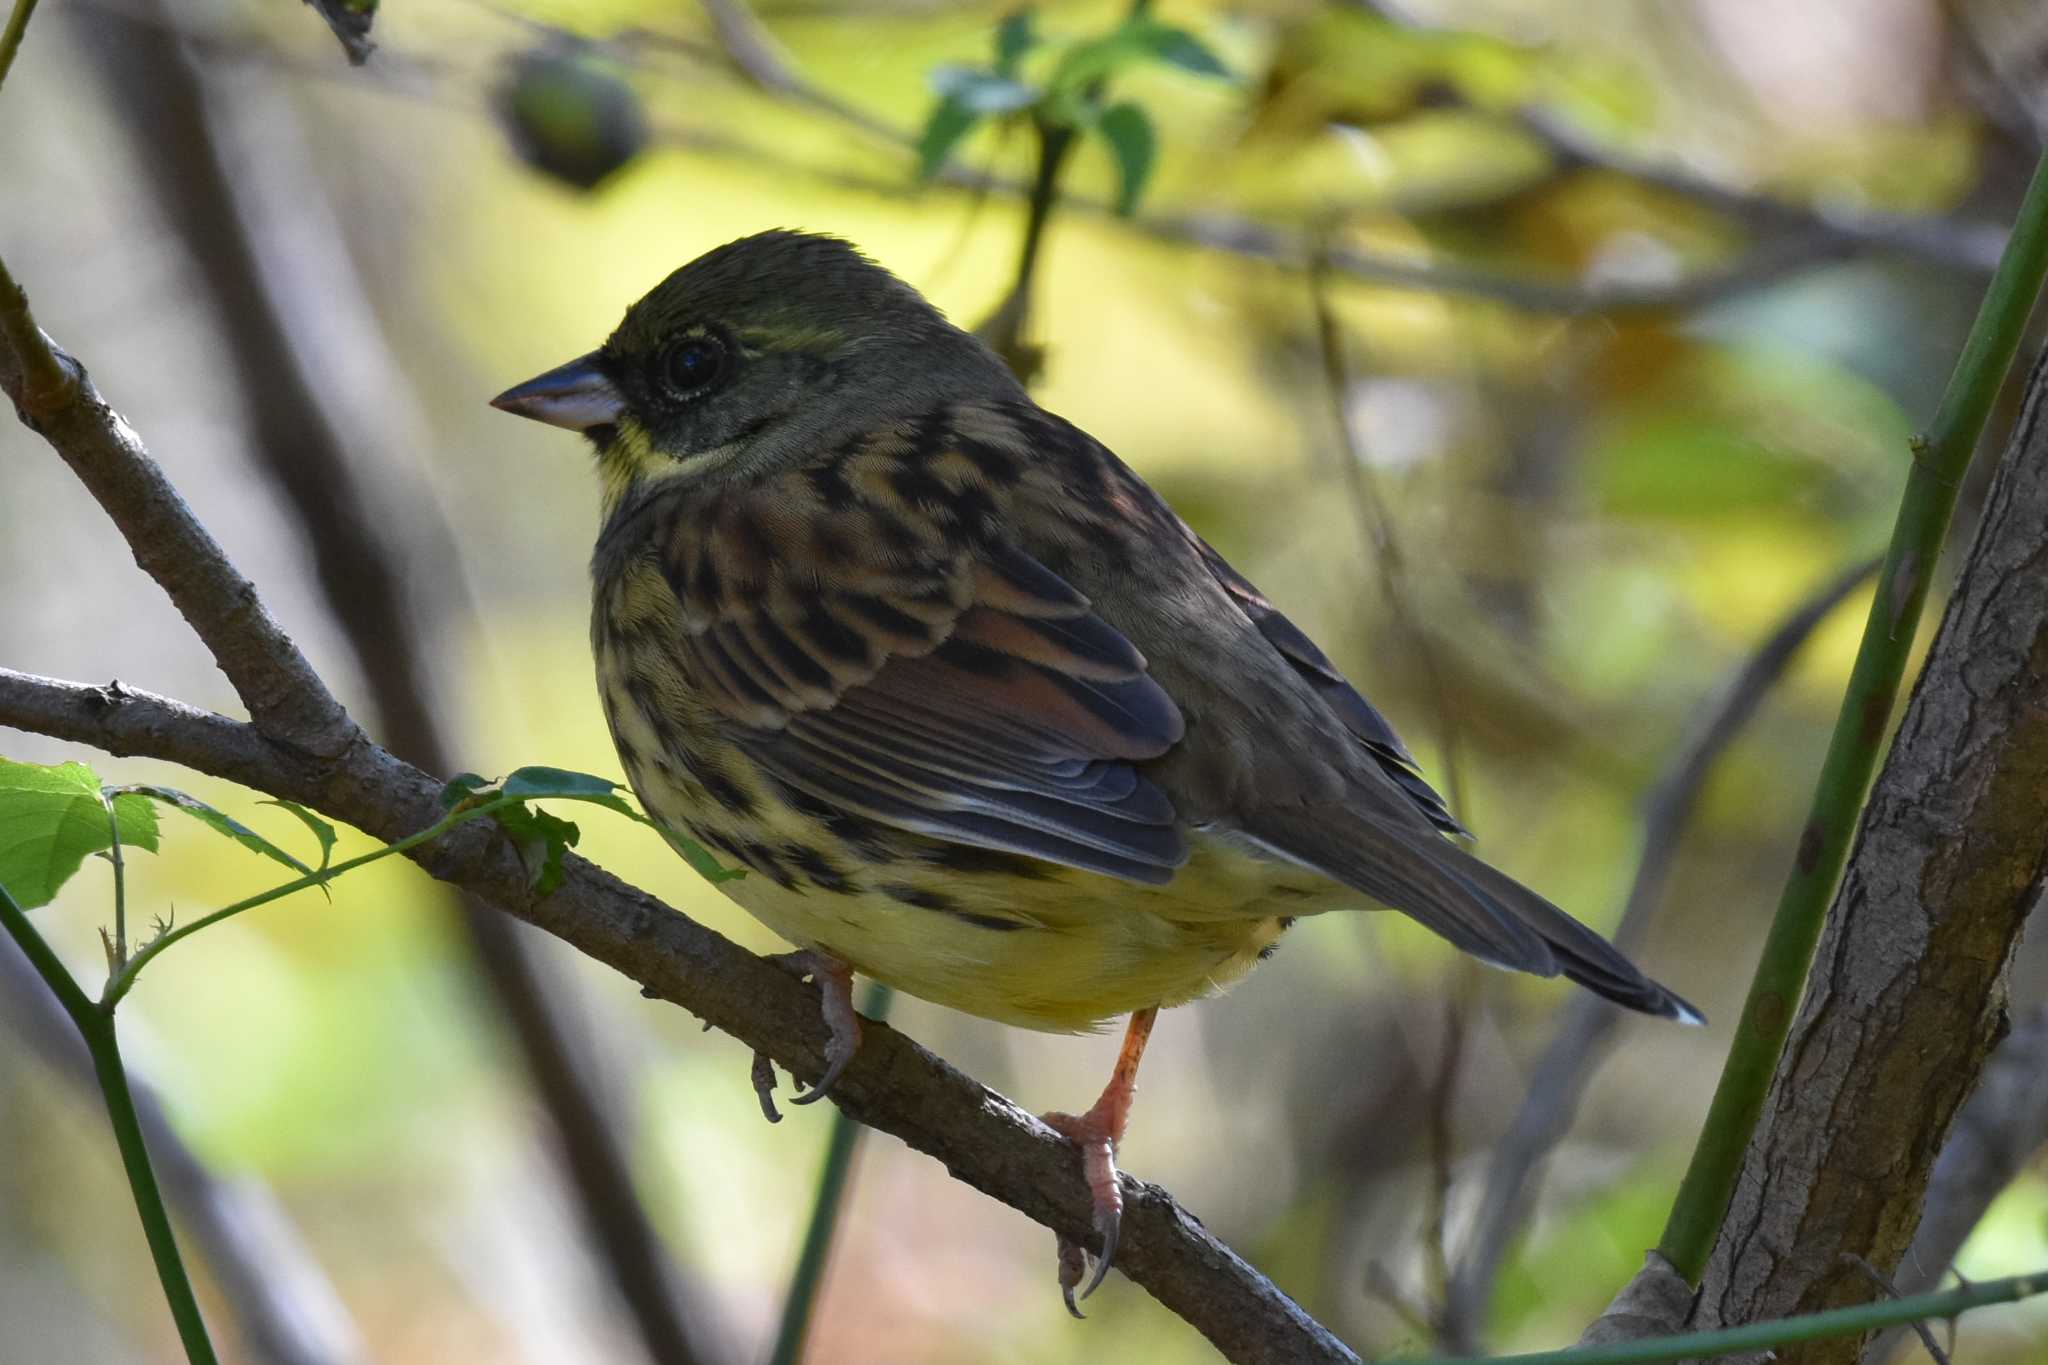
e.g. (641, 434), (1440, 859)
(0, 668), (1357, 1365)
(1687, 346), (2048, 1359)
(70, 13), (720, 1359)
(0, 318), (1357, 1359)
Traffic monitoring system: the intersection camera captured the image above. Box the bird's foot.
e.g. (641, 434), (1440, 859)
(1039, 1102), (1128, 1317)
(1039, 1006), (1158, 1316)
(751, 950), (861, 1121)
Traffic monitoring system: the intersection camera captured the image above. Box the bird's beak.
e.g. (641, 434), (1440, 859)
(490, 352), (624, 432)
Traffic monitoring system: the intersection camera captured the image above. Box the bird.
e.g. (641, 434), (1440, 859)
(491, 229), (1698, 1311)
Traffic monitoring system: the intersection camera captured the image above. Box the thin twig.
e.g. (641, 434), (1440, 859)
(1307, 241), (1467, 818)
(1440, 556), (1879, 1346)
(0, 0), (40, 91)
(767, 981), (894, 1365)
(0, 666), (1361, 1365)
(1842, 1255), (1951, 1365)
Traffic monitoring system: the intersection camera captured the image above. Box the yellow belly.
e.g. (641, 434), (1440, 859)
(595, 648), (1327, 1032)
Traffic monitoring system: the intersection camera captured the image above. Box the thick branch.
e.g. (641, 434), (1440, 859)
(1688, 351), (2048, 1358)
(0, 668), (1356, 1365)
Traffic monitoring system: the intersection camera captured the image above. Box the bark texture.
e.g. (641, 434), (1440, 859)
(1692, 351), (2048, 1360)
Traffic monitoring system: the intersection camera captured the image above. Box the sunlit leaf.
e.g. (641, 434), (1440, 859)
(1097, 102), (1156, 215)
(119, 786), (314, 879)
(929, 65), (1040, 115)
(1048, 18), (1231, 94)
(0, 759), (158, 910)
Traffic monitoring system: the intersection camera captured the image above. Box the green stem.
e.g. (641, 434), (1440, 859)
(766, 981), (894, 1365)
(0, 0), (39, 93)
(1400, 1267), (2045, 1365)
(0, 882), (220, 1364)
(1657, 148), (2048, 1281)
(101, 794), (520, 1010)
(101, 788), (129, 968)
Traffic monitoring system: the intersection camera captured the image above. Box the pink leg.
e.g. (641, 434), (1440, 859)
(752, 950), (862, 1121)
(1040, 1006), (1158, 1315)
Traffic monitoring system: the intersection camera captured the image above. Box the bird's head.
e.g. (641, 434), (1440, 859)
(492, 230), (1018, 517)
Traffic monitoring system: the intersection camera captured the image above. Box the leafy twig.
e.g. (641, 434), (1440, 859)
(0, 882), (221, 1364)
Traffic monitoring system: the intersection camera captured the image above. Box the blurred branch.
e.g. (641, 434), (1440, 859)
(82, 0), (1995, 317)
(299, 0), (373, 66)
(767, 981), (893, 1365)
(1659, 147), (2048, 1288)
(1441, 555), (1880, 1350)
(0, 325), (1361, 1364)
(1867, 1005), (2048, 1364)
(692, 0), (894, 139)
(72, 12), (721, 1364)
(1308, 241), (1467, 819)
(0, 931), (372, 1365)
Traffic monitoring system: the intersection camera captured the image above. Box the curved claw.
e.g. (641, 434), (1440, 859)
(1058, 1238), (1090, 1319)
(1081, 1202), (1121, 1301)
(767, 949), (863, 1105)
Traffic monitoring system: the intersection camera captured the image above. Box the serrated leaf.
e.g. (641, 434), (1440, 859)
(929, 64), (1040, 115)
(1097, 101), (1157, 214)
(994, 9), (1038, 77)
(262, 800), (338, 874)
(502, 765), (648, 823)
(120, 786), (314, 878)
(916, 95), (981, 179)
(0, 758), (158, 910)
(491, 802), (582, 895)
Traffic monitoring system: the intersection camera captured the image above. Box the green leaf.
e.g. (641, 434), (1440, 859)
(490, 801), (582, 895)
(1096, 102), (1157, 215)
(0, 758), (158, 910)
(440, 772), (492, 811)
(262, 800), (338, 874)
(658, 825), (748, 885)
(1048, 18), (1231, 93)
(501, 765), (645, 821)
(118, 786), (315, 879)
(1146, 25), (1230, 79)
(915, 95), (982, 180)
(993, 9), (1039, 78)
(929, 64), (1040, 115)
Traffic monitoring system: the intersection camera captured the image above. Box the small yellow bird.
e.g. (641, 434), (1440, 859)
(492, 231), (1696, 1306)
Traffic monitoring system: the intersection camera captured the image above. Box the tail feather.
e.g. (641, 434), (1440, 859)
(1242, 811), (1701, 1025)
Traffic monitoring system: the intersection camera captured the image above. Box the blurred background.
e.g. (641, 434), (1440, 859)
(4, 0), (2048, 1361)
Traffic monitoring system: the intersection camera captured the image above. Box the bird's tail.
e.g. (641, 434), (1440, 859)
(1247, 812), (1701, 1025)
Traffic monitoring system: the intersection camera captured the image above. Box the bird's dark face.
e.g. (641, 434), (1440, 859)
(493, 230), (1020, 520)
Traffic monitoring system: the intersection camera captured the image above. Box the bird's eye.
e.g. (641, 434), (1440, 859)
(663, 335), (728, 396)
